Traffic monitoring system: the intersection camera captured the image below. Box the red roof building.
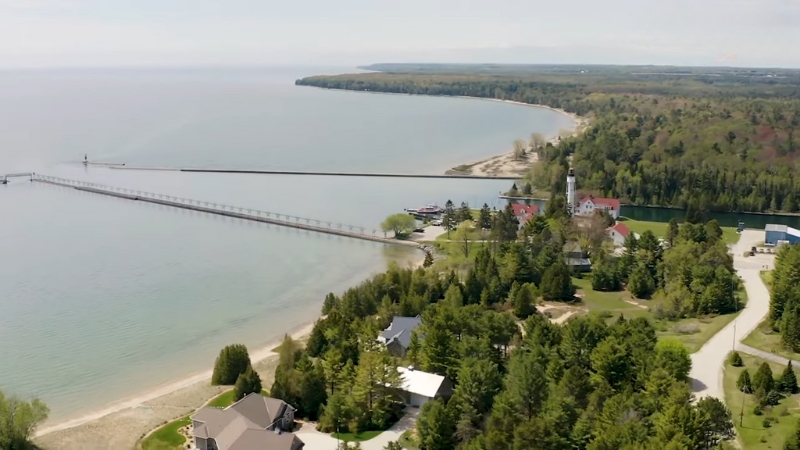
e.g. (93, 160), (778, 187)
(607, 222), (632, 246)
(576, 195), (621, 219)
(511, 204), (539, 224)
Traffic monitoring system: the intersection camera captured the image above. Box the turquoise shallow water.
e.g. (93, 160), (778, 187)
(0, 66), (572, 422)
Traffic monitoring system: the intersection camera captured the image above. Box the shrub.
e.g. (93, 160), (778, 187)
(753, 405), (763, 416)
(234, 366), (262, 401)
(729, 351), (743, 367)
(674, 323), (700, 335)
(763, 418), (772, 428)
(765, 390), (783, 406)
(212, 344), (253, 385)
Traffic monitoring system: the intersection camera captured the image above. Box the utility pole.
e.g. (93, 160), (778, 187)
(740, 386), (748, 426)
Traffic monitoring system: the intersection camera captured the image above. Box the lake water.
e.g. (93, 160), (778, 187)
(0, 66), (573, 422)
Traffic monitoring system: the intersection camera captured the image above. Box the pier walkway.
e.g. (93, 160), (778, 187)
(31, 174), (417, 247)
(101, 165), (519, 180)
(1, 172), (33, 184)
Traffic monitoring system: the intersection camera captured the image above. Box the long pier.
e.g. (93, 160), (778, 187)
(31, 175), (418, 247)
(102, 165), (519, 180)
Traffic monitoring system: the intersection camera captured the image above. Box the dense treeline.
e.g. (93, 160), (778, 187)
(265, 216), (738, 448)
(297, 67), (800, 213)
(767, 245), (800, 350)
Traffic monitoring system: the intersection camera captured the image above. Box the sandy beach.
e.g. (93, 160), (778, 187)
(34, 322), (315, 450)
(446, 98), (589, 178)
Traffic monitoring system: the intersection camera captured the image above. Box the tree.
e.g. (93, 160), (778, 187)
(212, 344), (253, 385)
(540, 262), (575, 301)
(381, 213), (417, 238)
(590, 337), (630, 390)
(423, 251), (434, 268)
(665, 218), (679, 248)
(234, 366), (263, 401)
(785, 419), (800, 450)
(696, 397), (734, 447)
(591, 257), (621, 291)
(454, 220), (475, 257)
(529, 133), (546, 154)
(627, 262), (655, 299)
(417, 399), (457, 450)
(322, 293), (338, 315)
(753, 362), (775, 394)
(442, 200), (457, 238)
(654, 339), (692, 382)
(513, 139), (526, 160)
(780, 361), (799, 394)
(479, 204), (493, 230)
(737, 369), (752, 393)
(458, 202), (472, 223)
(451, 358), (503, 417)
(383, 442), (403, 450)
(513, 283), (537, 319)
(0, 390), (49, 449)
(729, 351), (743, 367)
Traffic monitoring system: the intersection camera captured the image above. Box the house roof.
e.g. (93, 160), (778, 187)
(511, 204), (539, 218)
(192, 394), (299, 450)
(380, 316), (422, 349)
(579, 195), (620, 211)
(397, 367), (448, 398)
(608, 222), (631, 238)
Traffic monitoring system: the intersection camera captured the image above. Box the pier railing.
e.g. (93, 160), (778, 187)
(32, 174), (410, 245)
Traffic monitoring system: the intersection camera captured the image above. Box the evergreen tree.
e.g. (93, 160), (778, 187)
(665, 218), (679, 248)
(696, 397), (735, 447)
(458, 202), (472, 223)
(627, 262), (655, 299)
(233, 366), (263, 401)
(753, 362), (775, 394)
(417, 399), (457, 450)
(540, 262), (575, 301)
(729, 351), (743, 367)
(737, 369), (752, 393)
(522, 183), (533, 195)
(211, 344), (253, 385)
(653, 339), (691, 382)
(784, 419), (800, 450)
(780, 361), (799, 394)
(479, 203), (493, 230)
(422, 251), (434, 268)
(618, 233), (638, 281)
(322, 293), (338, 315)
(591, 257), (621, 291)
(442, 200), (457, 238)
(513, 283), (537, 319)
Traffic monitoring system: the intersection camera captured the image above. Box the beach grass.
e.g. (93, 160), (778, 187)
(333, 430), (383, 442)
(618, 218), (740, 244)
(724, 352), (800, 449)
(140, 416), (190, 450)
(572, 277), (741, 353)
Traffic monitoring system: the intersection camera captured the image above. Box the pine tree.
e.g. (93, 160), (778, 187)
(211, 344), (253, 385)
(540, 262), (575, 301)
(479, 203), (493, 230)
(442, 200), (456, 238)
(458, 202), (472, 223)
(233, 366), (263, 401)
(513, 283), (537, 319)
(780, 361), (799, 394)
(753, 362), (775, 394)
(627, 262), (655, 299)
(422, 251), (434, 268)
(737, 369), (752, 393)
(729, 351), (743, 367)
(665, 218), (679, 248)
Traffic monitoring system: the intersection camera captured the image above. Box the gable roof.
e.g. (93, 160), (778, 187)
(192, 394), (299, 450)
(579, 195), (620, 211)
(397, 367), (447, 398)
(380, 316), (422, 349)
(511, 204), (539, 218)
(608, 222), (631, 238)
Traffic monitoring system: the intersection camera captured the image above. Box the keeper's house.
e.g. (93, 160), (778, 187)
(765, 224), (800, 246)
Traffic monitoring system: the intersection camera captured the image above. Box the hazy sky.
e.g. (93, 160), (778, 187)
(1, 0), (798, 68)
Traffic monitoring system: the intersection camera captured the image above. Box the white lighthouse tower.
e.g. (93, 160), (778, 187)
(566, 167), (577, 215)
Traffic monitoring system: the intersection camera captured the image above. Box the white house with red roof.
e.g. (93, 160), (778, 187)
(511, 204), (540, 226)
(606, 222), (632, 246)
(576, 195), (621, 219)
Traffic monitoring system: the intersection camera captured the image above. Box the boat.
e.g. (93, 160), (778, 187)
(405, 203), (442, 216)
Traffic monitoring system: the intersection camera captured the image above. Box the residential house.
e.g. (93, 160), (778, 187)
(192, 393), (303, 450)
(396, 366), (454, 408)
(511, 204), (540, 227)
(575, 195), (621, 219)
(606, 222), (632, 247)
(378, 316), (422, 357)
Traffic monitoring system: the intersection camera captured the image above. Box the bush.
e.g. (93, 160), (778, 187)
(729, 351), (743, 367)
(212, 344), (253, 385)
(763, 418), (772, 428)
(234, 366), (263, 401)
(674, 323), (700, 335)
(753, 405), (763, 416)
(765, 390), (783, 406)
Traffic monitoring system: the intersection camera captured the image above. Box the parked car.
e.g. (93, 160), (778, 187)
(414, 228), (425, 233)
(432, 220), (442, 226)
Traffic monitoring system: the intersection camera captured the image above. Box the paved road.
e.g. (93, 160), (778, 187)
(295, 408), (418, 450)
(689, 230), (774, 400)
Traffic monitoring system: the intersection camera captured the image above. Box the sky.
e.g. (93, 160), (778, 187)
(0, 0), (798, 69)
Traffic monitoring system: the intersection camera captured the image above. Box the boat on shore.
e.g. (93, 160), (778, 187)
(405, 204), (442, 216)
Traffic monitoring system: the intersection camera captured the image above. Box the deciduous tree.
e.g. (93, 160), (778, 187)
(381, 213), (417, 238)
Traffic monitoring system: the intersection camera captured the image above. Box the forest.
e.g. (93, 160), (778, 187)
(767, 244), (800, 350)
(297, 64), (800, 214)
(263, 202), (742, 449)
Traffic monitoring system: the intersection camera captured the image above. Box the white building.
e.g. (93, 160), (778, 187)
(566, 168), (621, 219)
(396, 367), (453, 408)
(607, 222), (632, 246)
(566, 168), (577, 214)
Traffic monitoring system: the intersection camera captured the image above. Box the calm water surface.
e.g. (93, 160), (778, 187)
(0, 67), (571, 422)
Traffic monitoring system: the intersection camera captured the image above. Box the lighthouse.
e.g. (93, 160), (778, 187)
(566, 167), (577, 215)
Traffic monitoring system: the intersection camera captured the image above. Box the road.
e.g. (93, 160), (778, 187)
(295, 408), (418, 449)
(689, 230), (775, 400)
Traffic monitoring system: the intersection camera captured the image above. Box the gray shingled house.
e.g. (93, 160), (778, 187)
(191, 393), (303, 450)
(377, 316), (422, 357)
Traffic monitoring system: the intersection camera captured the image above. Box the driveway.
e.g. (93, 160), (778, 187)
(295, 408), (419, 450)
(688, 230), (774, 400)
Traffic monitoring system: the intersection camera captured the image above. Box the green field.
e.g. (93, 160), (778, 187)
(573, 277), (741, 353)
(619, 218), (740, 245)
(724, 353), (800, 449)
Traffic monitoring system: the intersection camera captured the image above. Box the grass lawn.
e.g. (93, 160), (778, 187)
(140, 416), (190, 450)
(429, 241), (489, 272)
(399, 430), (420, 449)
(332, 430), (383, 442)
(572, 277), (741, 353)
(739, 270), (800, 360)
(618, 218), (740, 245)
(724, 352), (800, 449)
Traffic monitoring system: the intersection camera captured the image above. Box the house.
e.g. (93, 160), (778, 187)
(607, 222), (632, 246)
(192, 393), (303, 450)
(765, 224), (800, 246)
(511, 204), (540, 227)
(396, 367), (454, 408)
(378, 316), (422, 357)
(564, 242), (591, 272)
(575, 195), (621, 219)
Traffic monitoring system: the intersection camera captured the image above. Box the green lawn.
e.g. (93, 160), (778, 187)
(399, 430), (420, 449)
(332, 430), (383, 442)
(140, 389), (269, 450)
(724, 352), (800, 449)
(739, 270), (800, 360)
(618, 218), (740, 245)
(430, 241), (489, 272)
(572, 277), (741, 353)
